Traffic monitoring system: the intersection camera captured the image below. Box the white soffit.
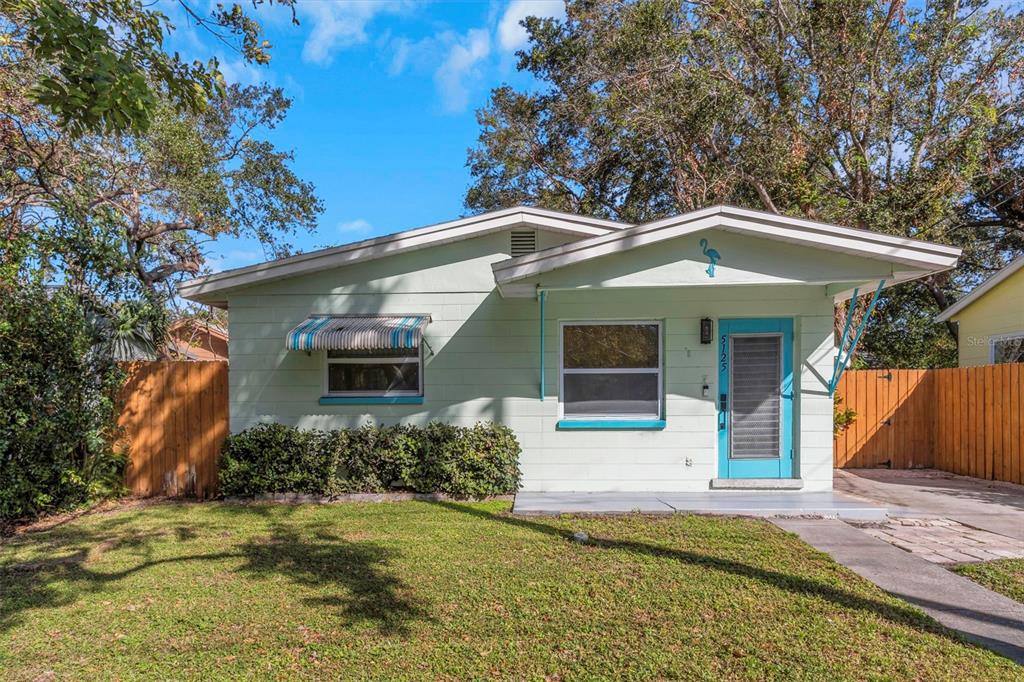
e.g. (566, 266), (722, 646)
(491, 205), (961, 286)
(179, 205), (630, 303)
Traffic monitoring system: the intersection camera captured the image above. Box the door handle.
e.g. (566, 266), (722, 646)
(719, 393), (728, 430)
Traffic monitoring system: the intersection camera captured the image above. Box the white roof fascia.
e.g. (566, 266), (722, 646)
(827, 270), (940, 302)
(935, 255), (1024, 322)
(491, 205), (961, 285)
(179, 206), (629, 301)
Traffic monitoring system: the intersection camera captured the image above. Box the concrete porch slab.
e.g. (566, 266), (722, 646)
(512, 491), (887, 520)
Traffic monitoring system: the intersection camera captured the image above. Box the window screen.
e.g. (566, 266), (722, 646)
(729, 335), (781, 459)
(561, 323), (660, 418)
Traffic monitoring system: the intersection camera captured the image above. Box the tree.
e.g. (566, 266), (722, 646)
(0, 0), (315, 519)
(2, 0), (319, 322)
(467, 0), (1024, 366)
(3, 82), (322, 305)
(1, 0), (295, 135)
(0, 281), (127, 520)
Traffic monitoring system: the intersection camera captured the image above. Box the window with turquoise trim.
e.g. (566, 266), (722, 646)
(324, 348), (423, 397)
(559, 321), (662, 419)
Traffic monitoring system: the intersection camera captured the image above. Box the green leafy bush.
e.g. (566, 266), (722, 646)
(410, 422), (523, 497)
(218, 423), (328, 497)
(219, 422), (521, 498)
(0, 284), (126, 521)
(833, 395), (857, 436)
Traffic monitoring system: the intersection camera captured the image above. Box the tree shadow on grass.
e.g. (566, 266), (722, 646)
(427, 501), (1024, 642)
(234, 527), (429, 636)
(0, 506), (428, 637)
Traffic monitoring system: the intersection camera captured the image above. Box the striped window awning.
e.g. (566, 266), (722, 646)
(285, 314), (431, 352)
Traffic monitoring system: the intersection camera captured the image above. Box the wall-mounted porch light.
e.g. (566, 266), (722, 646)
(700, 318), (713, 344)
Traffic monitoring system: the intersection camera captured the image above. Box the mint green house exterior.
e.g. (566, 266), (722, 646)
(180, 206), (959, 492)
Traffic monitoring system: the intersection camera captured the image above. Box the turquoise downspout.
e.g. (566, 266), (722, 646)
(539, 289), (546, 401)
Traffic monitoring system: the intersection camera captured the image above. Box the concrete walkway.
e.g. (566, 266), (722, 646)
(775, 518), (1024, 664)
(836, 469), (1024, 540)
(512, 491), (886, 520)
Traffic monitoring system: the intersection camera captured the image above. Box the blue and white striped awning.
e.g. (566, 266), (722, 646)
(286, 314), (431, 352)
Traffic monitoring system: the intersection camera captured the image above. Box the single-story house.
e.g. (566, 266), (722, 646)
(936, 255), (1024, 366)
(179, 205), (959, 492)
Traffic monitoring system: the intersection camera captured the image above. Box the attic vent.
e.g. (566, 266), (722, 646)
(511, 230), (537, 257)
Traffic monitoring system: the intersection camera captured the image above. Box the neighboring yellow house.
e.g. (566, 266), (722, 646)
(936, 256), (1024, 366)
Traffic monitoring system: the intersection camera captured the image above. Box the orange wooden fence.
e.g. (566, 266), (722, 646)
(834, 366), (1024, 484)
(118, 361), (228, 497)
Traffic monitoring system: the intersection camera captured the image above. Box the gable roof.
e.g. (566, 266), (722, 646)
(491, 205), (961, 289)
(935, 255), (1024, 322)
(179, 206), (630, 305)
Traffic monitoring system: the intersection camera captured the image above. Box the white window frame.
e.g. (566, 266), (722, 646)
(558, 320), (663, 420)
(990, 331), (1024, 364)
(322, 346), (424, 397)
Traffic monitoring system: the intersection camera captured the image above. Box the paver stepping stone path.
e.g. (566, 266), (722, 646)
(858, 517), (1024, 564)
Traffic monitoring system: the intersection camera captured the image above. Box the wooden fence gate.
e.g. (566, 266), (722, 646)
(118, 361), (228, 497)
(834, 366), (1024, 485)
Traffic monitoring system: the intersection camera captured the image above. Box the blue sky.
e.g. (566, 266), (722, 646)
(164, 0), (565, 273)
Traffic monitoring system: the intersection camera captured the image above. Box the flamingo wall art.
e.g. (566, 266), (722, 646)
(699, 239), (720, 278)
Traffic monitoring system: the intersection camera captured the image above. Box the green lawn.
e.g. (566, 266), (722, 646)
(954, 559), (1024, 604)
(0, 501), (1019, 680)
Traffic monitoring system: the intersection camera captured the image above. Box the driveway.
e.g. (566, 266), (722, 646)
(835, 468), (1024, 541)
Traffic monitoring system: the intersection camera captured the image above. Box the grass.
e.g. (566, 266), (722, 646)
(954, 559), (1024, 604)
(0, 501), (1019, 680)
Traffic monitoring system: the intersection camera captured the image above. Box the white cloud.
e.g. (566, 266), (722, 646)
(385, 32), (443, 77)
(497, 0), (565, 52)
(217, 57), (267, 87)
(388, 36), (412, 75)
(338, 218), (374, 235)
(299, 1), (407, 65)
(290, 1), (566, 111)
(435, 28), (491, 112)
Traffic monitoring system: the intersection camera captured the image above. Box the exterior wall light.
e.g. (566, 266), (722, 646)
(700, 318), (713, 344)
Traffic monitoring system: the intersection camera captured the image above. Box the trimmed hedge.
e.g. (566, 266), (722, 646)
(219, 422), (521, 498)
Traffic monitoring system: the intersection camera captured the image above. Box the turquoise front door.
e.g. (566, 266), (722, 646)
(717, 318), (794, 479)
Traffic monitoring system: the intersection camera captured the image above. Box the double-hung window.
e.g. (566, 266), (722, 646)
(324, 348), (422, 397)
(560, 322), (662, 420)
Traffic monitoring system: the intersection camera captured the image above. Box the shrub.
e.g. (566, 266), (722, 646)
(833, 395), (857, 436)
(0, 284), (126, 521)
(411, 422), (522, 497)
(219, 422), (521, 498)
(218, 423), (329, 496)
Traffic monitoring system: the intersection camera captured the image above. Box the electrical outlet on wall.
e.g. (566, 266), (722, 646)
(685, 457), (693, 467)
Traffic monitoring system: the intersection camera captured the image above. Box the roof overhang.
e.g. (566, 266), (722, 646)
(492, 205), (961, 300)
(180, 206), (630, 307)
(935, 255), (1024, 322)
